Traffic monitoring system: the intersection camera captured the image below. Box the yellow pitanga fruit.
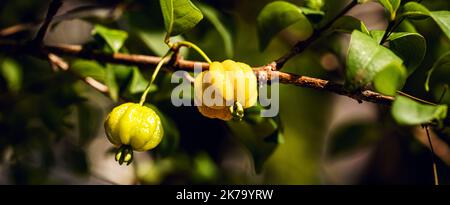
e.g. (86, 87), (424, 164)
(104, 103), (164, 165)
(194, 60), (258, 121)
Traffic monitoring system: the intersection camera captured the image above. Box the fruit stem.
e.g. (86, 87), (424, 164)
(139, 50), (174, 106)
(175, 41), (212, 64)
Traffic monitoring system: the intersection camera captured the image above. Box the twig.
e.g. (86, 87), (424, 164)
(275, 0), (358, 69)
(424, 126), (439, 185)
(0, 41), (395, 105)
(32, 0), (63, 45)
(47, 51), (109, 94)
(397, 91), (437, 106)
(0, 23), (36, 37)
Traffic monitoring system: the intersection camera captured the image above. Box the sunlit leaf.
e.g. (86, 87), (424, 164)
(378, 0), (401, 20)
(160, 0), (203, 36)
(346, 30), (406, 95)
(71, 59), (105, 82)
(92, 24), (128, 53)
(391, 95), (447, 125)
(431, 11), (450, 40)
(0, 58), (22, 92)
(401, 2), (430, 20)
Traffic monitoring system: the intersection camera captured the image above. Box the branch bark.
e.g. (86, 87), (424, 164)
(0, 42), (394, 106)
(32, 0), (63, 44)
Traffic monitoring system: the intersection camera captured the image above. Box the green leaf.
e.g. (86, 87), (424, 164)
(198, 4), (234, 58)
(160, 0), (204, 37)
(92, 24), (128, 53)
(391, 95), (448, 125)
(257, 1), (313, 51)
(123, 67), (157, 100)
(0, 58), (22, 92)
(400, 3), (450, 41)
(71, 59), (105, 82)
(105, 64), (119, 101)
(227, 106), (283, 173)
(396, 20), (418, 33)
(401, 2), (430, 20)
(371, 31), (426, 75)
(373, 62), (406, 96)
(305, 0), (324, 11)
(425, 52), (450, 92)
(328, 16), (370, 35)
(346, 30), (406, 95)
(431, 11), (450, 41)
(378, 0), (401, 20)
(136, 29), (187, 57)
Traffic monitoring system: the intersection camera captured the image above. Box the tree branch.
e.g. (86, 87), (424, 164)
(275, 0), (358, 69)
(0, 42), (394, 106)
(32, 0), (63, 45)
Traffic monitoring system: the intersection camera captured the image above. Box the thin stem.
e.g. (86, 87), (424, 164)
(139, 50), (173, 106)
(275, 0), (358, 69)
(379, 20), (396, 45)
(397, 91), (437, 106)
(175, 41), (212, 64)
(424, 126), (439, 185)
(33, 0), (62, 44)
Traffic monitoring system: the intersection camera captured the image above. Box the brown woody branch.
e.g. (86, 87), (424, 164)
(32, 0), (63, 44)
(0, 42), (394, 106)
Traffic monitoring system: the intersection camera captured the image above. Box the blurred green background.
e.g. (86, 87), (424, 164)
(0, 0), (449, 184)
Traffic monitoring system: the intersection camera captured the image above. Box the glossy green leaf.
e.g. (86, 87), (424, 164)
(198, 4), (234, 58)
(431, 11), (450, 40)
(346, 30), (406, 95)
(0, 58), (22, 92)
(92, 24), (128, 53)
(391, 95), (448, 125)
(257, 1), (313, 50)
(122, 67), (157, 100)
(378, 0), (401, 20)
(328, 16), (370, 35)
(401, 2), (430, 19)
(105, 64), (119, 101)
(373, 62), (406, 96)
(425, 52), (450, 92)
(71, 59), (105, 82)
(371, 31), (426, 75)
(160, 0), (203, 37)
